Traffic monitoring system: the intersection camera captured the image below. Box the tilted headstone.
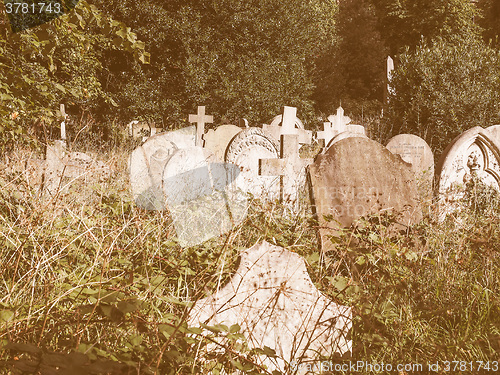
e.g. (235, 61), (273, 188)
(225, 128), (280, 201)
(436, 126), (500, 220)
(129, 127), (195, 210)
(262, 106), (312, 145)
(189, 106), (214, 147)
(189, 241), (352, 373)
(386, 134), (434, 203)
(325, 130), (367, 150)
(203, 124), (242, 162)
(162, 146), (247, 247)
(260, 134), (313, 204)
(309, 137), (422, 252)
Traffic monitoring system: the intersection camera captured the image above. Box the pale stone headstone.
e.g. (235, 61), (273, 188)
(189, 106), (214, 147)
(203, 124), (242, 162)
(260, 134), (313, 204)
(262, 106), (312, 145)
(386, 134), (434, 195)
(386, 56), (395, 100)
(189, 241), (352, 373)
(163, 146), (247, 247)
(129, 127), (195, 210)
(325, 130), (367, 150)
(59, 104), (67, 142)
(318, 106), (366, 149)
(436, 126), (500, 220)
(309, 137), (422, 252)
(225, 128), (280, 201)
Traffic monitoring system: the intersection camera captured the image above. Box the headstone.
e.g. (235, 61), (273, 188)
(262, 106), (312, 145)
(260, 134), (313, 204)
(189, 106), (214, 147)
(436, 126), (500, 220)
(385, 56), (395, 101)
(309, 137), (422, 252)
(163, 147), (247, 247)
(225, 128), (280, 201)
(43, 141), (111, 197)
(129, 127), (195, 210)
(325, 130), (367, 150)
(318, 106), (366, 149)
(386, 134), (434, 192)
(59, 104), (67, 143)
(203, 124), (242, 162)
(189, 241), (351, 373)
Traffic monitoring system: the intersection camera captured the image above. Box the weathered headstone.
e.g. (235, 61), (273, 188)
(260, 134), (313, 204)
(225, 128), (280, 201)
(386, 134), (434, 198)
(163, 147), (247, 247)
(189, 241), (352, 373)
(436, 126), (500, 220)
(203, 124), (242, 162)
(262, 106), (312, 145)
(189, 106), (214, 147)
(325, 130), (367, 149)
(309, 137), (422, 252)
(129, 127), (195, 210)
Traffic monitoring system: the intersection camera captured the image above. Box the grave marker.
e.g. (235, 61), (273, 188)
(262, 106), (312, 145)
(189, 241), (351, 373)
(203, 124), (242, 162)
(260, 134), (313, 204)
(189, 106), (213, 146)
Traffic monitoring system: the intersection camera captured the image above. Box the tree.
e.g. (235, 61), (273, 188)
(372, 0), (480, 55)
(0, 1), (149, 149)
(477, 0), (500, 47)
(313, 0), (387, 117)
(92, 0), (338, 127)
(387, 33), (500, 155)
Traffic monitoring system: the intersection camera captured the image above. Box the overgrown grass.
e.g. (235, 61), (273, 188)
(0, 147), (499, 374)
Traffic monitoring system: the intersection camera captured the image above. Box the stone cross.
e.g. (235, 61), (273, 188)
(317, 106), (352, 146)
(260, 133), (313, 203)
(263, 106), (312, 145)
(317, 121), (335, 146)
(189, 106), (213, 147)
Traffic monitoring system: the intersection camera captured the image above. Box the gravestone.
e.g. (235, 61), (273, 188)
(203, 124), (242, 162)
(163, 146), (247, 247)
(262, 106), (312, 145)
(189, 106), (214, 147)
(309, 137), (422, 252)
(436, 126), (500, 220)
(318, 106), (366, 150)
(225, 128), (280, 201)
(325, 131), (367, 149)
(43, 143), (111, 197)
(386, 134), (434, 202)
(189, 241), (351, 373)
(129, 127), (195, 210)
(260, 134), (313, 204)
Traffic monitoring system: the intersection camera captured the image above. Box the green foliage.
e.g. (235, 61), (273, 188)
(0, 1), (148, 149)
(93, 0), (337, 127)
(387, 33), (500, 155)
(314, 0), (387, 117)
(477, 0), (500, 47)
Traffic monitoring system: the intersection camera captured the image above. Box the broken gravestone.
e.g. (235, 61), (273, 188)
(386, 134), (434, 206)
(309, 137), (422, 252)
(44, 141), (111, 197)
(436, 126), (500, 220)
(225, 127), (281, 201)
(189, 241), (352, 373)
(129, 126), (195, 210)
(162, 146), (247, 247)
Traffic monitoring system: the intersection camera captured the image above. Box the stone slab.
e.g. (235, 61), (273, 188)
(203, 124), (242, 162)
(309, 137), (422, 252)
(189, 241), (351, 372)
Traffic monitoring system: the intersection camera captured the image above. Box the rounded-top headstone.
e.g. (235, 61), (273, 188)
(324, 131), (367, 152)
(225, 128), (280, 200)
(203, 124), (242, 162)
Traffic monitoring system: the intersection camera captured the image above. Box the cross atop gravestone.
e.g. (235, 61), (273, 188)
(317, 106), (352, 146)
(263, 106), (312, 145)
(260, 133), (313, 204)
(189, 106), (213, 147)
